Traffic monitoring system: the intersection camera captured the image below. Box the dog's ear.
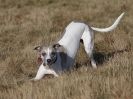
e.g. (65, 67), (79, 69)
(34, 46), (41, 52)
(52, 44), (61, 49)
(53, 43), (66, 53)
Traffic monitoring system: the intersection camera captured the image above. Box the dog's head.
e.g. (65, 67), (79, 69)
(34, 44), (63, 65)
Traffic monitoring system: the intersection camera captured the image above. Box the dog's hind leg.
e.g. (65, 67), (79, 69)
(89, 52), (97, 68)
(81, 25), (97, 68)
(83, 39), (97, 68)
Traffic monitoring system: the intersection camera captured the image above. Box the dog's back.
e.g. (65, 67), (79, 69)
(58, 21), (86, 69)
(59, 21), (85, 57)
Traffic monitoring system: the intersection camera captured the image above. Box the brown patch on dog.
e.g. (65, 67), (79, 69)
(37, 54), (42, 65)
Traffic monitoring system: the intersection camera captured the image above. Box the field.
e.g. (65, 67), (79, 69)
(0, 0), (133, 99)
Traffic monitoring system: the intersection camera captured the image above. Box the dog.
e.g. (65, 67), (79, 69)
(32, 12), (124, 80)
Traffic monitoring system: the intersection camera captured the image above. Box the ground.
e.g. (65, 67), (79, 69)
(0, 0), (133, 99)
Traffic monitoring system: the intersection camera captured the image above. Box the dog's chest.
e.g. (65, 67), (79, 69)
(50, 55), (62, 73)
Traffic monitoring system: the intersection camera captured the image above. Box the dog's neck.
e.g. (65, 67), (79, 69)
(47, 52), (62, 73)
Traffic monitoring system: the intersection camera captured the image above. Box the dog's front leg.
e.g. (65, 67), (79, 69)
(32, 64), (46, 81)
(45, 69), (59, 77)
(32, 64), (58, 81)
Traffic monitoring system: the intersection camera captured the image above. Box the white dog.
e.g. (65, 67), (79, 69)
(32, 13), (124, 80)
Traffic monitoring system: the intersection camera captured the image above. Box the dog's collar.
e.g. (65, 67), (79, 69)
(52, 56), (57, 64)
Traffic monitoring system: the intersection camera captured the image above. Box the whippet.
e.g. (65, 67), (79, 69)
(32, 13), (124, 80)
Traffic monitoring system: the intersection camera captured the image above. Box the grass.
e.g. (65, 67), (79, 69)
(0, 0), (133, 99)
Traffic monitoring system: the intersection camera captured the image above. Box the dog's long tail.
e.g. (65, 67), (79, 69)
(91, 12), (125, 32)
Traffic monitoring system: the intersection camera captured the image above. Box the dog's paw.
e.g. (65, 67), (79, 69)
(30, 78), (34, 81)
(54, 74), (59, 77)
(30, 78), (39, 81)
(91, 61), (97, 69)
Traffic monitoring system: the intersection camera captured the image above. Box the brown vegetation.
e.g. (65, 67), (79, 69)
(0, 0), (133, 99)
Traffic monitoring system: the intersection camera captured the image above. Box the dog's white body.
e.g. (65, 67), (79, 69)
(58, 22), (86, 68)
(33, 13), (124, 80)
(34, 22), (86, 80)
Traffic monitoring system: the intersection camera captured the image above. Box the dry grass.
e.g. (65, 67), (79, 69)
(0, 0), (133, 99)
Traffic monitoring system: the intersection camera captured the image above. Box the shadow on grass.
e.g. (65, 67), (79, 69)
(75, 48), (129, 68)
(93, 48), (129, 66)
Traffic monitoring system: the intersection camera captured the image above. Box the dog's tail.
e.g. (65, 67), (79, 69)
(91, 12), (125, 32)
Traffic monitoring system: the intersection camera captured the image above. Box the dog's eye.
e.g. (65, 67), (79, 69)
(42, 53), (46, 56)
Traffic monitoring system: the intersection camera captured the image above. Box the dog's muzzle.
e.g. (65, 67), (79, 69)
(45, 56), (57, 66)
(37, 55), (57, 66)
(37, 58), (53, 66)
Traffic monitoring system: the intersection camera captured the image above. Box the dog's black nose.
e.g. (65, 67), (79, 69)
(47, 59), (51, 63)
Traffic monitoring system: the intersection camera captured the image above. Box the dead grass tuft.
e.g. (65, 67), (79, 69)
(0, 0), (133, 99)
